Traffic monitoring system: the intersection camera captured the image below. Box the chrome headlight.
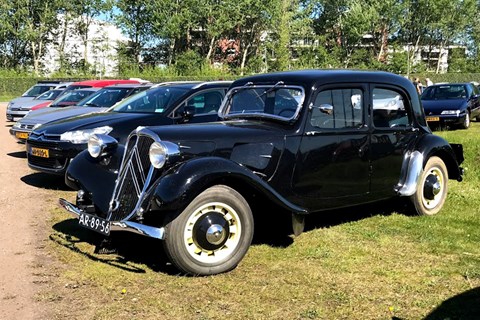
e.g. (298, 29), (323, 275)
(87, 134), (118, 158)
(441, 110), (460, 115)
(149, 141), (180, 169)
(60, 126), (113, 144)
(13, 122), (21, 129)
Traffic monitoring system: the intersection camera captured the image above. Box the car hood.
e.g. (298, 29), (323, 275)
(144, 120), (288, 179)
(18, 106), (107, 126)
(9, 99), (49, 109)
(421, 99), (467, 113)
(8, 96), (35, 106)
(33, 112), (173, 142)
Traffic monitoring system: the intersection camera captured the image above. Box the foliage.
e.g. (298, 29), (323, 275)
(1, 0), (480, 76)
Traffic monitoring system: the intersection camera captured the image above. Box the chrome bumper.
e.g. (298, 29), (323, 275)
(58, 198), (165, 240)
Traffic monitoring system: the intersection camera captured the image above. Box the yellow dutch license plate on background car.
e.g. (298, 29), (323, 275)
(30, 147), (49, 158)
(15, 132), (29, 140)
(426, 116), (440, 122)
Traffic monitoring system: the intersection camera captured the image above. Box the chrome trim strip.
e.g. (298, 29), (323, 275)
(58, 198), (165, 240)
(395, 151), (424, 196)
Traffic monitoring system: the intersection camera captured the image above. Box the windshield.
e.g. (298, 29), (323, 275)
(110, 86), (189, 114)
(422, 85), (468, 100)
(221, 85), (304, 121)
(22, 85), (55, 97)
(77, 87), (132, 108)
(51, 90), (97, 107)
(35, 89), (63, 101)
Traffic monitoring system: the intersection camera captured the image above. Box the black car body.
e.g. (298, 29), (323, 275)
(421, 82), (480, 129)
(26, 81), (231, 175)
(61, 70), (464, 275)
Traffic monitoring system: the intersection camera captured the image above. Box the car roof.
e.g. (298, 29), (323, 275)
(152, 81), (232, 90)
(232, 69), (410, 87)
(102, 83), (153, 89)
(71, 79), (141, 87)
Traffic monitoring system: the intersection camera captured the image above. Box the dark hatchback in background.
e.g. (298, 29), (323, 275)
(421, 82), (480, 129)
(26, 81), (231, 175)
(10, 83), (152, 143)
(60, 70), (464, 275)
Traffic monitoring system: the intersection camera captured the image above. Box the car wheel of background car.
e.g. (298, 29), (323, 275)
(410, 156), (448, 216)
(460, 112), (470, 129)
(163, 185), (254, 276)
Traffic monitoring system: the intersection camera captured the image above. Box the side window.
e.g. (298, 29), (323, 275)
(311, 88), (363, 129)
(185, 90), (225, 115)
(372, 88), (409, 128)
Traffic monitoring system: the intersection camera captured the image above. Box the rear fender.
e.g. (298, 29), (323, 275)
(395, 135), (463, 196)
(150, 157), (307, 216)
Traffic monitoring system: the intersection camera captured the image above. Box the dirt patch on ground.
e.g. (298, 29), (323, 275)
(0, 103), (65, 319)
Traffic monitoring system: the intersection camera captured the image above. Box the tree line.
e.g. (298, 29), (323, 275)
(0, 0), (479, 77)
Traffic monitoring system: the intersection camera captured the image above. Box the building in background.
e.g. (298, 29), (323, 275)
(41, 15), (128, 77)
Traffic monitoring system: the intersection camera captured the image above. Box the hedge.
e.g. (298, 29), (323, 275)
(1, 73), (480, 98)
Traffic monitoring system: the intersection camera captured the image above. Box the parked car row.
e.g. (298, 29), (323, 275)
(7, 71), (465, 276)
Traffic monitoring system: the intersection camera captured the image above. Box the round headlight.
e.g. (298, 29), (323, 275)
(149, 142), (167, 169)
(88, 135), (103, 158)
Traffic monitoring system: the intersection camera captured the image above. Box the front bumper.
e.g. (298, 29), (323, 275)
(9, 128), (31, 143)
(26, 135), (83, 175)
(6, 109), (29, 121)
(59, 198), (165, 240)
(425, 114), (466, 126)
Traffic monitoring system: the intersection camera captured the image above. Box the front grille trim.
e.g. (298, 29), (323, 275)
(107, 127), (160, 222)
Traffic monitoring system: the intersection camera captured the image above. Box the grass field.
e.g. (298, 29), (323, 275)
(44, 123), (480, 320)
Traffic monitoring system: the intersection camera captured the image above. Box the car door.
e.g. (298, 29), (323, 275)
(292, 84), (370, 211)
(468, 84), (480, 119)
(172, 88), (228, 124)
(369, 84), (418, 197)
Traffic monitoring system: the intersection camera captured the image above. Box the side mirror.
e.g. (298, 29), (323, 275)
(181, 105), (196, 122)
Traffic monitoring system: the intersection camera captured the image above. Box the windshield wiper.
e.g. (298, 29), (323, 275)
(85, 103), (101, 108)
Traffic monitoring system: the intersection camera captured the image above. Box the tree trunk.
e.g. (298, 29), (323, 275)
(206, 36), (216, 63)
(377, 24), (388, 62)
(240, 43), (251, 76)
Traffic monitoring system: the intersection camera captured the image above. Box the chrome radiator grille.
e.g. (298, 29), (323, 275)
(108, 132), (156, 221)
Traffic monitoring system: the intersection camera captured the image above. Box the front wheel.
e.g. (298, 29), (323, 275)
(410, 156), (448, 216)
(163, 185), (254, 275)
(460, 112), (470, 129)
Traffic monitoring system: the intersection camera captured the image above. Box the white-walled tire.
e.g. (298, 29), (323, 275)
(163, 185), (253, 275)
(410, 156), (448, 216)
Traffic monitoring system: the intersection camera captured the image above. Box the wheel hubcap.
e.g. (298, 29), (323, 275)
(422, 167), (444, 209)
(184, 202), (242, 263)
(193, 212), (230, 251)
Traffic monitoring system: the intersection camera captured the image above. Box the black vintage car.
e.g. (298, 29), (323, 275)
(26, 81), (231, 175)
(61, 70), (464, 275)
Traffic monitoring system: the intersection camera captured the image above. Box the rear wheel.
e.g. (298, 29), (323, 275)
(410, 156), (448, 216)
(163, 185), (253, 275)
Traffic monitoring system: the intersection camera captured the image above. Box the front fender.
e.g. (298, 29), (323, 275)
(150, 157), (308, 215)
(65, 145), (125, 215)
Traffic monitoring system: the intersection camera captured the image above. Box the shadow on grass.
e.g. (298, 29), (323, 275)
(21, 172), (71, 191)
(305, 198), (412, 232)
(423, 287), (480, 320)
(51, 218), (179, 275)
(7, 151), (27, 159)
(49, 198), (413, 276)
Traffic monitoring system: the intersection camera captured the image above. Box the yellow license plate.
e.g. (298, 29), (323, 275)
(15, 132), (29, 139)
(426, 116), (440, 122)
(30, 147), (49, 158)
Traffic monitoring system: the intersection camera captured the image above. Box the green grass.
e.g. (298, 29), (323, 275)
(44, 123), (480, 320)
